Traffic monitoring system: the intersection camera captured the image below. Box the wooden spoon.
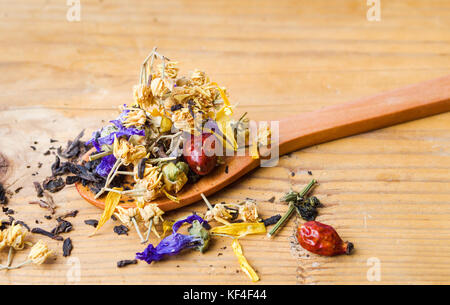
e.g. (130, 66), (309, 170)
(76, 75), (450, 211)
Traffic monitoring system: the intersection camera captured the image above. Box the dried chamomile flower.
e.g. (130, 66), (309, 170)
(27, 240), (53, 265)
(135, 181), (162, 204)
(186, 86), (217, 113)
(190, 69), (210, 86)
(169, 86), (192, 106)
(113, 137), (147, 166)
(133, 84), (154, 111)
(0, 223), (28, 251)
(115, 206), (138, 228)
(134, 164), (163, 203)
(151, 77), (171, 98)
(204, 203), (234, 225)
(238, 200), (259, 222)
(115, 206), (152, 243)
(139, 204), (164, 225)
(123, 109), (147, 129)
(171, 108), (195, 130)
(154, 61), (179, 79)
(139, 204), (165, 239)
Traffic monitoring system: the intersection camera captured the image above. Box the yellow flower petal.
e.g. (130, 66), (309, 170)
(162, 188), (180, 203)
(210, 222), (266, 238)
(162, 220), (175, 237)
(232, 239), (259, 282)
(211, 82), (230, 106)
(250, 138), (259, 159)
(211, 83), (238, 151)
(90, 188), (122, 236)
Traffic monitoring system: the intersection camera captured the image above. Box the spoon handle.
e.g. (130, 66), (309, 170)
(278, 74), (450, 156)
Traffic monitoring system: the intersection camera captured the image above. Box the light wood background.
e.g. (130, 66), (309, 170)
(0, 0), (449, 285)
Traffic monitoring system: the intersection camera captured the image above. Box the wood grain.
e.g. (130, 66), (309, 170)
(0, 0), (449, 284)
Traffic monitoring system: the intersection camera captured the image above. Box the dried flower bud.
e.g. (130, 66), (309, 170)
(190, 69), (209, 86)
(239, 200), (259, 222)
(133, 164), (163, 203)
(204, 203), (233, 225)
(171, 108), (194, 130)
(160, 116), (173, 133)
(133, 84), (154, 111)
(115, 206), (138, 227)
(161, 163), (188, 194)
(123, 109), (147, 129)
(151, 77), (171, 98)
(139, 204), (164, 227)
(27, 240), (53, 265)
(154, 61), (179, 79)
(113, 138), (147, 166)
(0, 223), (28, 250)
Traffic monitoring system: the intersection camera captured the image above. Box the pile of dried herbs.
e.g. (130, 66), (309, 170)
(1, 48), (280, 279)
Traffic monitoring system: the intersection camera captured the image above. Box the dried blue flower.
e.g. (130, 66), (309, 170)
(95, 154), (117, 177)
(86, 105), (145, 152)
(86, 130), (102, 151)
(136, 233), (202, 264)
(172, 214), (209, 233)
(136, 214), (209, 264)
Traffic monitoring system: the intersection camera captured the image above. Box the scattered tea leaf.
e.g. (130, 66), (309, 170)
(114, 225), (129, 236)
(84, 219), (98, 228)
(63, 238), (73, 257)
(117, 259), (137, 268)
(43, 176), (65, 193)
(31, 227), (63, 241)
(262, 214), (281, 226)
(33, 181), (44, 197)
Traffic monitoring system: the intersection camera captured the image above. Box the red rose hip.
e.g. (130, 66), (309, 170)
(183, 133), (217, 175)
(296, 221), (353, 256)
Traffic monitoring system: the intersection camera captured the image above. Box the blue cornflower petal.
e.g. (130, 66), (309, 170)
(172, 214), (209, 233)
(95, 154), (117, 177)
(136, 215), (208, 264)
(136, 233), (201, 264)
(86, 105), (145, 152)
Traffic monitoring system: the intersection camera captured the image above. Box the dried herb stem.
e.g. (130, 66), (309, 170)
(115, 171), (135, 176)
(143, 218), (154, 244)
(7, 247), (13, 267)
(89, 150), (112, 161)
(0, 259), (31, 270)
(267, 179), (316, 239)
(131, 217), (145, 243)
(266, 203), (295, 239)
(200, 193), (213, 210)
(95, 159), (122, 199)
(148, 157), (177, 164)
(299, 179), (317, 197)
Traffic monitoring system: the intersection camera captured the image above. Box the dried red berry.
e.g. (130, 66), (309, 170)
(183, 133), (217, 175)
(296, 221), (353, 256)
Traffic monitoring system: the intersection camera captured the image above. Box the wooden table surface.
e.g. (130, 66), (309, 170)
(0, 0), (449, 285)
